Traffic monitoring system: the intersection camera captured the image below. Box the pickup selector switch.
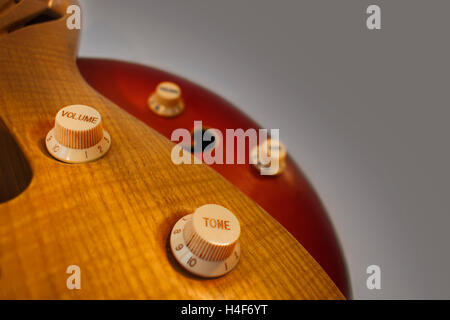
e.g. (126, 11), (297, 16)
(170, 204), (241, 277)
(46, 104), (111, 163)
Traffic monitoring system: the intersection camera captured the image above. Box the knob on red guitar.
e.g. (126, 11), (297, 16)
(0, 0), (347, 300)
(77, 58), (351, 298)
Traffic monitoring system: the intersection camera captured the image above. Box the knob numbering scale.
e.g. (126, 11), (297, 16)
(46, 104), (111, 163)
(170, 204), (241, 278)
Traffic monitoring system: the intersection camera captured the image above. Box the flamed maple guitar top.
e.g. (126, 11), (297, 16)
(0, 0), (344, 299)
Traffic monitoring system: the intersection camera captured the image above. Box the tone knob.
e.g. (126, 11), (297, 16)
(170, 204), (241, 277)
(250, 138), (287, 175)
(46, 104), (111, 163)
(148, 81), (184, 117)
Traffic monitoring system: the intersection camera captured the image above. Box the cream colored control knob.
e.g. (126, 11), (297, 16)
(46, 104), (111, 163)
(250, 138), (287, 175)
(148, 81), (184, 117)
(170, 204), (241, 278)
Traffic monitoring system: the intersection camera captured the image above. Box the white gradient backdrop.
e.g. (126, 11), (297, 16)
(78, 0), (450, 299)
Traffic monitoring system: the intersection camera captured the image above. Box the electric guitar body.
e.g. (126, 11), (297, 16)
(0, 0), (347, 299)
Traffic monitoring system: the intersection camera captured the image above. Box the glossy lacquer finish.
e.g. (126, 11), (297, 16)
(77, 58), (351, 298)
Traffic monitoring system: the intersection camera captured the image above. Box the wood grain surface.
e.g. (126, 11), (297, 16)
(0, 0), (344, 299)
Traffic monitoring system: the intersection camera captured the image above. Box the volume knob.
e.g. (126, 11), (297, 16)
(46, 104), (111, 163)
(250, 138), (287, 175)
(148, 81), (184, 117)
(170, 204), (241, 277)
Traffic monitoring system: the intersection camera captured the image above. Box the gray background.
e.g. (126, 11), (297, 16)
(77, 0), (450, 299)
